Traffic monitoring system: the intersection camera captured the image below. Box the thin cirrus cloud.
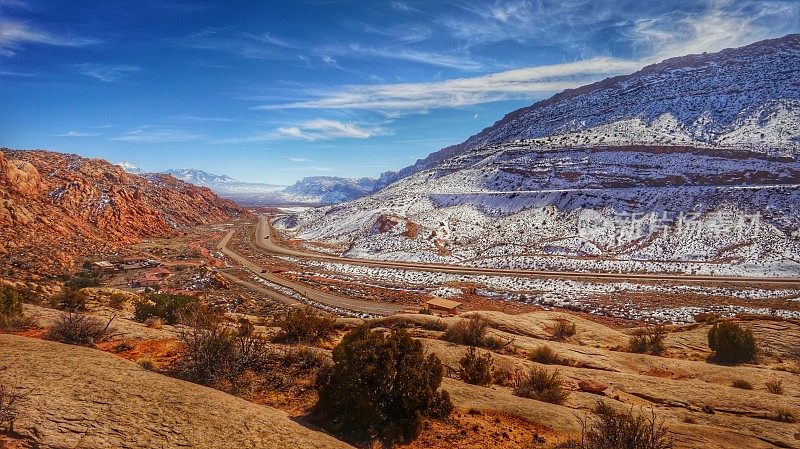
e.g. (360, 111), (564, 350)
(0, 19), (99, 56)
(257, 4), (797, 112)
(110, 129), (205, 143)
(276, 119), (384, 141)
(58, 131), (101, 137)
(73, 63), (141, 82)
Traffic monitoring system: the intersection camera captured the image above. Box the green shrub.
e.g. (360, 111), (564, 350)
(530, 345), (571, 366)
(442, 315), (488, 347)
(49, 288), (88, 311)
(513, 367), (570, 405)
(133, 293), (198, 325)
(273, 307), (337, 345)
(458, 346), (494, 386)
(708, 321), (757, 364)
(731, 379), (753, 390)
(574, 401), (674, 449)
(629, 325), (666, 356)
(46, 312), (114, 346)
(63, 271), (100, 290)
(0, 286), (24, 328)
(314, 325), (452, 445)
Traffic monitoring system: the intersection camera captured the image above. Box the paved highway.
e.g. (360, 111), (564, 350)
(255, 216), (800, 286)
(216, 228), (405, 316)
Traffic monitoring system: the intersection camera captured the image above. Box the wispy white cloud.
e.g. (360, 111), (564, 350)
(73, 63), (141, 82)
(288, 157), (308, 162)
(276, 119), (384, 141)
(337, 43), (481, 70)
(257, 2), (798, 112)
(0, 19), (99, 56)
(58, 131), (101, 137)
(111, 128), (205, 143)
(220, 119), (385, 143)
(257, 56), (642, 110)
(167, 114), (234, 123)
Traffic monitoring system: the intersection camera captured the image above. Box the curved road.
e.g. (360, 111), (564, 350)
(256, 216), (800, 286)
(216, 228), (405, 316)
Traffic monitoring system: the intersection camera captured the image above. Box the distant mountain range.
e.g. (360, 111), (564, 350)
(116, 165), (378, 205)
(276, 34), (800, 277)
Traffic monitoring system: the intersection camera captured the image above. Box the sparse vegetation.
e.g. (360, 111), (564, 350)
(137, 358), (158, 371)
(551, 320), (577, 341)
(314, 325), (452, 445)
(442, 315), (490, 347)
(530, 345), (572, 366)
(0, 383), (28, 434)
(731, 379), (753, 390)
(0, 286), (34, 329)
(144, 316), (163, 329)
(272, 307), (337, 345)
(63, 271), (101, 290)
(512, 366), (570, 405)
(629, 325), (667, 356)
(568, 401), (674, 449)
(46, 311), (115, 346)
(457, 346), (494, 386)
(176, 318), (269, 392)
(108, 292), (129, 310)
(766, 379), (784, 395)
(707, 321), (757, 364)
(49, 288), (89, 311)
(773, 409), (797, 423)
(133, 293), (198, 325)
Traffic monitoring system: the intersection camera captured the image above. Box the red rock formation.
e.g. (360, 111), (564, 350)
(0, 149), (249, 277)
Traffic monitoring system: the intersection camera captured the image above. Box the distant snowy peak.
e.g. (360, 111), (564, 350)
(116, 161), (143, 174)
(284, 176), (378, 204)
(165, 168), (239, 185)
(395, 34), (800, 180)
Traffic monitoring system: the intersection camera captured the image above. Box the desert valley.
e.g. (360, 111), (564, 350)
(1, 3), (799, 449)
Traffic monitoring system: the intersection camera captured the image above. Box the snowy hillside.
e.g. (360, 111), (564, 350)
(276, 35), (800, 276)
(386, 34), (800, 184)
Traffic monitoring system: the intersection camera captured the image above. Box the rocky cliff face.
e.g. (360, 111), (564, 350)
(0, 149), (248, 277)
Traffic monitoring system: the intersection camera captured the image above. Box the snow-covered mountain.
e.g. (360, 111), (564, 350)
(163, 169), (376, 205)
(116, 161), (143, 174)
(284, 176), (378, 204)
(276, 34), (800, 277)
(165, 168), (242, 186)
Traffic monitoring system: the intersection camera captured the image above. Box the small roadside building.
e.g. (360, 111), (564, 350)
(425, 298), (463, 316)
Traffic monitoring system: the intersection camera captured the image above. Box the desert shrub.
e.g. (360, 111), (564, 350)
(283, 346), (328, 370)
(731, 379), (753, 390)
(273, 307), (336, 345)
(46, 311), (115, 346)
(0, 286), (25, 328)
(176, 319), (269, 390)
(530, 345), (571, 366)
(708, 322), (757, 364)
(133, 293), (198, 325)
(571, 401), (674, 449)
(137, 358), (158, 371)
(314, 325), (452, 445)
(492, 364), (515, 387)
(63, 271), (100, 290)
(513, 367), (570, 405)
(629, 325), (666, 356)
(442, 315), (488, 347)
(108, 292), (129, 310)
(49, 288), (88, 311)
(774, 409), (797, 423)
(458, 346), (494, 386)
(766, 380), (784, 395)
(0, 383), (28, 434)
(552, 320), (577, 341)
(144, 316), (163, 329)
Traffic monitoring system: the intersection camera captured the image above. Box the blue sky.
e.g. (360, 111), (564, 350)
(1, 0), (798, 184)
